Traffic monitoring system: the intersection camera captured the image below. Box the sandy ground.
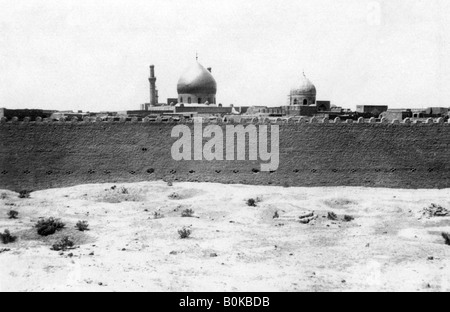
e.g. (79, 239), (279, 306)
(0, 181), (450, 292)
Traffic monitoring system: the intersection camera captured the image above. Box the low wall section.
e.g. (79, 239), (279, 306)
(1, 117), (450, 191)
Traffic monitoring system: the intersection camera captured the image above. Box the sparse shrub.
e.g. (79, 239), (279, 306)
(153, 212), (163, 219)
(442, 232), (450, 245)
(273, 211), (279, 219)
(343, 215), (355, 222)
(167, 181), (173, 187)
(119, 187), (128, 194)
(246, 198), (257, 207)
(75, 220), (89, 232)
(327, 212), (338, 220)
(35, 218), (65, 236)
(18, 190), (31, 199)
(0, 230), (17, 244)
(178, 227), (191, 239)
(51, 236), (74, 251)
(1, 193), (8, 200)
(111, 185), (117, 190)
(422, 203), (449, 218)
(7, 210), (19, 219)
(169, 192), (180, 200)
(181, 209), (194, 217)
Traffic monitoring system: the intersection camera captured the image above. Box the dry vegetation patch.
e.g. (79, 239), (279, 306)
(35, 218), (65, 236)
(0, 229), (17, 244)
(75, 220), (89, 231)
(7, 210), (19, 219)
(421, 204), (450, 219)
(324, 198), (356, 209)
(51, 236), (75, 251)
(181, 209), (195, 218)
(178, 227), (191, 239)
(90, 185), (145, 203)
(18, 190), (32, 199)
(442, 232), (450, 245)
(16, 226), (93, 248)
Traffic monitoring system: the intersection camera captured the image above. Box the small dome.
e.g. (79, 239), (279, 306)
(177, 62), (217, 95)
(290, 73), (316, 96)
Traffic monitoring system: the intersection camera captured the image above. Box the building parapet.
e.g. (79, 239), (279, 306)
(1, 116), (449, 125)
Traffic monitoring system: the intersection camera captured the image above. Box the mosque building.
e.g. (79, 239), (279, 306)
(281, 72), (331, 115)
(177, 61), (217, 105)
(138, 58), (235, 117)
(289, 72), (316, 106)
(245, 71), (330, 117)
(174, 60), (235, 116)
(138, 61), (329, 118)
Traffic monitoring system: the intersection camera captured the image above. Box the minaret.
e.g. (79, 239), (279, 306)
(149, 65), (157, 106)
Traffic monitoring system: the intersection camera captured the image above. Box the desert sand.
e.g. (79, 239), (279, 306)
(0, 181), (449, 292)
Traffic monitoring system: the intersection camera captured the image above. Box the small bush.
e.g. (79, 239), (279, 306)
(178, 227), (191, 239)
(167, 181), (173, 187)
(0, 230), (17, 244)
(422, 204), (449, 218)
(7, 210), (19, 219)
(273, 211), (279, 219)
(1, 193), (8, 200)
(181, 209), (194, 217)
(442, 232), (450, 245)
(119, 187), (128, 194)
(247, 198), (257, 207)
(327, 212), (338, 220)
(35, 218), (65, 236)
(343, 215), (355, 222)
(51, 236), (74, 251)
(18, 190), (31, 199)
(75, 220), (89, 232)
(153, 212), (163, 219)
(169, 192), (180, 200)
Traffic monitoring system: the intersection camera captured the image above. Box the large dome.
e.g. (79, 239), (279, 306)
(177, 62), (217, 95)
(290, 73), (316, 96)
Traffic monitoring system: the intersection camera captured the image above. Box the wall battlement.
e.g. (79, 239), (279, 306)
(1, 120), (450, 191)
(1, 115), (449, 125)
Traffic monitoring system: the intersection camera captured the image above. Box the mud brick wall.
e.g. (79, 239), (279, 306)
(1, 121), (450, 191)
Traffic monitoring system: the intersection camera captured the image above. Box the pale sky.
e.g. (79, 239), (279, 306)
(1, 0), (449, 111)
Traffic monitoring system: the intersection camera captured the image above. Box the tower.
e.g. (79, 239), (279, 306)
(149, 65), (158, 106)
(289, 72), (316, 106)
